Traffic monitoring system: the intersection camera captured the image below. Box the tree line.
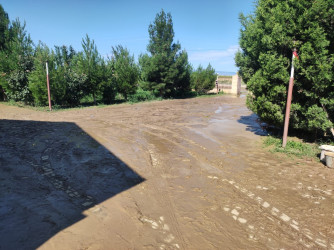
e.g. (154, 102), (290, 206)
(236, 0), (334, 138)
(0, 6), (217, 107)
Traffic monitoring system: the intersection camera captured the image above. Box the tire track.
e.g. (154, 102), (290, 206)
(207, 175), (334, 249)
(144, 142), (186, 249)
(95, 121), (187, 249)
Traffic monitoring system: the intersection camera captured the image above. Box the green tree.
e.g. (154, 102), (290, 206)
(54, 46), (89, 106)
(78, 34), (102, 104)
(29, 44), (88, 107)
(100, 59), (116, 104)
(0, 18), (34, 103)
(0, 4), (10, 100)
(0, 4), (9, 50)
(235, 0), (334, 138)
(29, 42), (55, 105)
(191, 64), (216, 94)
(140, 9), (191, 97)
(111, 45), (139, 100)
(53, 45), (82, 106)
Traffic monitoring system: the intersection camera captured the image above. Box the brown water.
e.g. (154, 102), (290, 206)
(0, 95), (333, 249)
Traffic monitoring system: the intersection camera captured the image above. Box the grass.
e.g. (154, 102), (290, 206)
(2, 100), (52, 112)
(263, 136), (320, 158)
(0, 89), (226, 112)
(0, 100), (109, 112)
(218, 75), (233, 78)
(196, 91), (225, 98)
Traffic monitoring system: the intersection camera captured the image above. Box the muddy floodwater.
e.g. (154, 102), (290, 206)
(0, 95), (333, 249)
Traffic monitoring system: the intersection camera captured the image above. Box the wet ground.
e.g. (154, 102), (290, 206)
(0, 95), (333, 249)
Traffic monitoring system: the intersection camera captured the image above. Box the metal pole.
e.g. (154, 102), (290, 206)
(282, 49), (296, 147)
(46, 62), (52, 111)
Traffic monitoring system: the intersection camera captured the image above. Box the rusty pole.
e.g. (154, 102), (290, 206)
(46, 62), (52, 111)
(282, 49), (296, 148)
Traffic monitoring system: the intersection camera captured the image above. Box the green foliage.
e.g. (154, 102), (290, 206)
(0, 18), (34, 103)
(111, 45), (139, 100)
(236, 0), (334, 138)
(0, 5), (9, 50)
(140, 9), (191, 97)
(53, 45), (79, 105)
(29, 43), (93, 107)
(128, 88), (159, 103)
(100, 61), (116, 104)
(28, 43), (55, 106)
(0, 5), (205, 108)
(77, 34), (103, 103)
(191, 64), (216, 94)
(263, 136), (319, 158)
(61, 67), (88, 106)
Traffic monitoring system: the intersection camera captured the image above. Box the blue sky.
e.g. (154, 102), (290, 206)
(2, 0), (255, 73)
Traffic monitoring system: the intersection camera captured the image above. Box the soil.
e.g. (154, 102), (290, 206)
(0, 95), (333, 249)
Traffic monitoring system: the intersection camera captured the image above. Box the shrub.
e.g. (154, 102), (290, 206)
(128, 88), (158, 103)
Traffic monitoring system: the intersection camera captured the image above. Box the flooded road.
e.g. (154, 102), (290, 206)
(0, 95), (333, 249)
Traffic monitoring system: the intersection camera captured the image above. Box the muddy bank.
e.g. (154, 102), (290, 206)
(0, 96), (333, 249)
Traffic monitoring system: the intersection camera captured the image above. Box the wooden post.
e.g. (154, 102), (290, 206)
(46, 62), (52, 111)
(282, 49), (297, 148)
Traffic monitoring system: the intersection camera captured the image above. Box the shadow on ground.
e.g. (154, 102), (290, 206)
(237, 114), (268, 136)
(0, 119), (145, 250)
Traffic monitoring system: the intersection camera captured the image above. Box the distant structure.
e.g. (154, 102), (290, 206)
(215, 71), (236, 76)
(209, 74), (242, 95)
(231, 74), (241, 95)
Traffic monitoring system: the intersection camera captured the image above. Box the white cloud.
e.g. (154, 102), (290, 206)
(187, 45), (240, 71)
(188, 45), (240, 62)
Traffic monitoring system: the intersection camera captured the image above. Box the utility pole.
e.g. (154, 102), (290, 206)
(282, 48), (298, 147)
(46, 62), (52, 111)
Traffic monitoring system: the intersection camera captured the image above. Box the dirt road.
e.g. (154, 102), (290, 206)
(0, 95), (333, 249)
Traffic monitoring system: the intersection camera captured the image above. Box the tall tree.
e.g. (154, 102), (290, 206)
(0, 4), (9, 50)
(0, 4), (10, 100)
(0, 18), (34, 102)
(111, 45), (139, 100)
(54, 46), (88, 106)
(29, 43), (90, 107)
(100, 58), (116, 104)
(191, 64), (216, 94)
(29, 42), (55, 106)
(235, 0), (334, 138)
(140, 9), (191, 97)
(78, 34), (101, 103)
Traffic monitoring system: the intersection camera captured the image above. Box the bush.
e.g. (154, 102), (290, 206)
(263, 136), (319, 158)
(128, 88), (158, 103)
(191, 64), (216, 94)
(111, 45), (139, 100)
(236, 0), (334, 138)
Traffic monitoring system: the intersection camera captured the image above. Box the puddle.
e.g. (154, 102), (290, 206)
(215, 106), (223, 114)
(1, 95), (333, 250)
(189, 128), (220, 144)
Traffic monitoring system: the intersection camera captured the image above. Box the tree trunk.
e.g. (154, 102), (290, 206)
(321, 103), (334, 138)
(93, 92), (96, 105)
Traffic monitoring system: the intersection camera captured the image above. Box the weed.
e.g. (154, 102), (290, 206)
(263, 136), (320, 158)
(128, 89), (161, 103)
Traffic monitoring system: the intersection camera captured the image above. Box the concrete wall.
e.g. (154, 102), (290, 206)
(231, 74), (241, 95)
(208, 74), (242, 94)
